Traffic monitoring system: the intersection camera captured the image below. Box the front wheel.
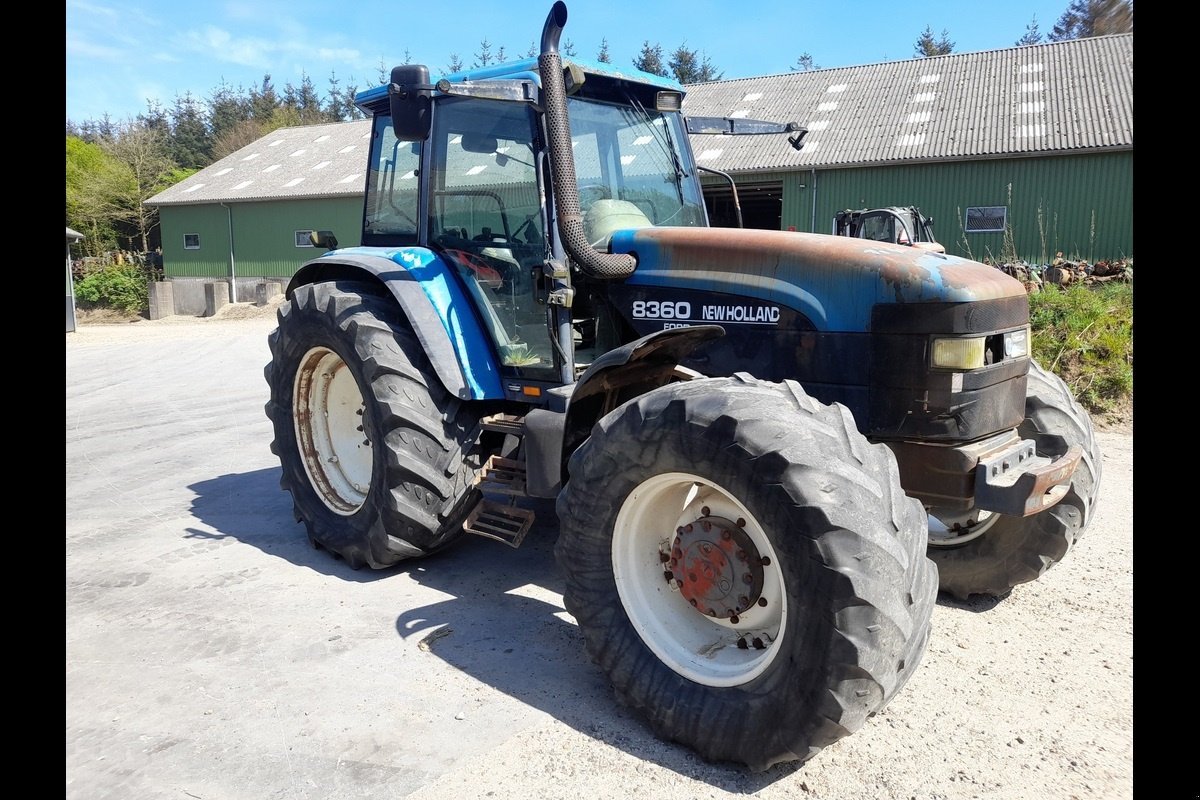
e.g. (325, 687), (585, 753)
(264, 281), (481, 568)
(555, 375), (937, 770)
(927, 360), (1103, 599)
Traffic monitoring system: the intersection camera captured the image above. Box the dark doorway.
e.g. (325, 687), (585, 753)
(702, 181), (784, 230)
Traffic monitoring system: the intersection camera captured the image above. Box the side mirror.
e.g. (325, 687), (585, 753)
(310, 230), (339, 250)
(388, 65), (433, 141)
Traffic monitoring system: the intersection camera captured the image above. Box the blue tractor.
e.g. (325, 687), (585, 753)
(264, 2), (1100, 770)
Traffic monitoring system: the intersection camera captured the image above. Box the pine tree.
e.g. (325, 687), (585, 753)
(473, 38), (493, 68)
(447, 53), (465, 72)
(1016, 16), (1044, 45)
(914, 25), (955, 57)
(668, 43), (722, 84)
(597, 37), (611, 63)
(790, 53), (819, 71)
(633, 41), (668, 77)
(169, 93), (211, 169)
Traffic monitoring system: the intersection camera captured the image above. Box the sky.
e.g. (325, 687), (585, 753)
(66, 0), (1076, 125)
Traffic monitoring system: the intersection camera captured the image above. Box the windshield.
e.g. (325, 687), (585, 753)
(565, 96), (707, 239)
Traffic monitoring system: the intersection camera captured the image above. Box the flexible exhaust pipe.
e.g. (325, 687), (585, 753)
(538, 1), (636, 280)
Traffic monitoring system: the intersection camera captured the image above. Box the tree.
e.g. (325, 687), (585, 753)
(208, 80), (252, 144)
(250, 74), (280, 123)
(914, 25), (955, 57)
(103, 121), (179, 251)
(1049, 0), (1133, 40)
(446, 53), (465, 72)
(66, 136), (126, 255)
(597, 37), (611, 63)
(169, 92), (212, 169)
(473, 38), (494, 68)
(212, 119), (268, 161)
(668, 42), (722, 84)
(1016, 15), (1044, 45)
(790, 52), (820, 71)
(633, 41), (668, 77)
(563, 38), (577, 57)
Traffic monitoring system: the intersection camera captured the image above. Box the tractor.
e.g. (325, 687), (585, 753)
(263, 2), (1101, 771)
(834, 205), (945, 253)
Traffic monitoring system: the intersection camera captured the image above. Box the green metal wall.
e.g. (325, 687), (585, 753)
(707, 151), (1132, 263)
(160, 197), (363, 279)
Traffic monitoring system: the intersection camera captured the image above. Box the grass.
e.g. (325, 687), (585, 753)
(1029, 280), (1133, 420)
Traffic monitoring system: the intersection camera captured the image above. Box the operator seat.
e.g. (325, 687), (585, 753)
(584, 199), (652, 250)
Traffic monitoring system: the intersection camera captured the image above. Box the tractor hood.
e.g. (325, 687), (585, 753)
(610, 227), (1026, 332)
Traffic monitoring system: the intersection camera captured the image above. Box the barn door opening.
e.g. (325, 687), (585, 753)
(702, 181), (784, 230)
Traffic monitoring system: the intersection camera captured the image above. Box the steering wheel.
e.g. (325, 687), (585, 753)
(579, 184), (611, 206)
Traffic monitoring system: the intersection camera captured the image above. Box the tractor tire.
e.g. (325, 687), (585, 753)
(555, 374), (937, 771)
(927, 359), (1103, 599)
(264, 281), (481, 569)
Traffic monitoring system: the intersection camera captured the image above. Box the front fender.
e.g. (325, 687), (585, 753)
(288, 247), (503, 400)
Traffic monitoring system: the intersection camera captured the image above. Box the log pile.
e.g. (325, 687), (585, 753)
(989, 256), (1133, 293)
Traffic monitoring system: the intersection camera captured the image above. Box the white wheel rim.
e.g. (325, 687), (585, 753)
(611, 472), (786, 687)
(293, 347), (372, 514)
(927, 507), (999, 546)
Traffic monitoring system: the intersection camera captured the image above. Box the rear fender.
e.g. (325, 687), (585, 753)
(287, 248), (503, 400)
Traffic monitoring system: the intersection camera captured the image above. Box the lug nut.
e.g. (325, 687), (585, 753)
(707, 608), (716, 617)
(752, 637), (764, 650)
(701, 506), (710, 516)
(760, 556), (771, 567)
(742, 573), (754, 585)
(701, 521), (711, 532)
(736, 638), (748, 650)
(736, 518), (746, 528)
(737, 549), (747, 561)
(758, 597), (768, 607)
(659, 552), (670, 563)
(663, 570), (674, 582)
(688, 598), (698, 607)
(685, 524), (693, 533)
(739, 595), (749, 607)
(729, 613), (740, 624)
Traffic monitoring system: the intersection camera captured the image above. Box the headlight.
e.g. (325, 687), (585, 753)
(1004, 326), (1030, 359)
(932, 336), (986, 369)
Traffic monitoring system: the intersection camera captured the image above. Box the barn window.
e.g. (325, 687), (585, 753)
(183, 233), (201, 249)
(295, 230), (315, 248)
(964, 206), (1007, 233)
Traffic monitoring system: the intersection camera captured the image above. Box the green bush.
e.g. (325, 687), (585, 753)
(74, 262), (150, 315)
(1029, 280), (1133, 415)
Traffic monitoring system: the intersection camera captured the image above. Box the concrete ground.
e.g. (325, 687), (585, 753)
(66, 311), (1133, 800)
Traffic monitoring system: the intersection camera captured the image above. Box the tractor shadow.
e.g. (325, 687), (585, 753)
(183, 470), (810, 786)
(390, 497), (804, 789)
(185, 467), (397, 583)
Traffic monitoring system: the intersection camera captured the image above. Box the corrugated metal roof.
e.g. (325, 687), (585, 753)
(682, 33), (1132, 173)
(146, 120), (373, 206)
(148, 35), (1131, 206)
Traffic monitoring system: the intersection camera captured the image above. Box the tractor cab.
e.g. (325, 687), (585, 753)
(354, 54), (799, 389)
(833, 206), (945, 253)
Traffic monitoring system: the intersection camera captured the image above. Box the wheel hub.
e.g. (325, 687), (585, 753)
(670, 515), (764, 621)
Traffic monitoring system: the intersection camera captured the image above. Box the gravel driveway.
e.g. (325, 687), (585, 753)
(66, 308), (1133, 800)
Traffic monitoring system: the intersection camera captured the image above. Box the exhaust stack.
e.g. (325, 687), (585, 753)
(537, 1), (636, 280)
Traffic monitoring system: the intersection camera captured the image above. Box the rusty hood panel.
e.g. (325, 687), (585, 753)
(609, 227), (1026, 331)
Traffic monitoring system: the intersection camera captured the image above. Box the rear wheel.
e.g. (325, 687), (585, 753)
(928, 360), (1102, 598)
(555, 375), (937, 770)
(264, 281), (481, 568)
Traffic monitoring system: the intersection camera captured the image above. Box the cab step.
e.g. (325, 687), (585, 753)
(463, 498), (535, 548)
(477, 455), (527, 495)
(480, 413), (526, 435)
